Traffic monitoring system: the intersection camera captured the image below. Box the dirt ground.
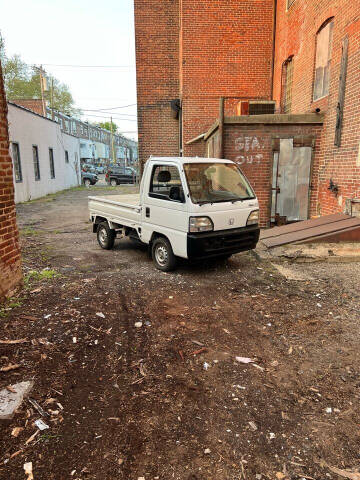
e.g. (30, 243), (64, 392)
(1, 185), (360, 480)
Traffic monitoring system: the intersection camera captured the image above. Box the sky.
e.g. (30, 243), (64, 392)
(0, 0), (138, 140)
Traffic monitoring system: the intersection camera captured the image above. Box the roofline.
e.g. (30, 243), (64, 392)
(8, 101), (59, 124)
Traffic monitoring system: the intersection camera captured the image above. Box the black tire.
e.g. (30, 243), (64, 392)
(152, 237), (177, 272)
(83, 178), (91, 187)
(97, 222), (116, 250)
(110, 178), (118, 187)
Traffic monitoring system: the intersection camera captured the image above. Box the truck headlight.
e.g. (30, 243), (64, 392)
(189, 216), (214, 233)
(247, 210), (259, 226)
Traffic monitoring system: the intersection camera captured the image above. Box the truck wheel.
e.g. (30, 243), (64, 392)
(97, 222), (116, 250)
(110, 179), (118, 187)
(152, 237), (177, 272)
(83, 178), (91, 187)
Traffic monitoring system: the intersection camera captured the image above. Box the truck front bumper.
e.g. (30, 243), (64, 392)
(187, 225), (260, 260)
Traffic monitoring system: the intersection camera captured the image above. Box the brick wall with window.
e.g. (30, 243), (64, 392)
(0, 62), (22, 299)
(273, 0), (360, 216)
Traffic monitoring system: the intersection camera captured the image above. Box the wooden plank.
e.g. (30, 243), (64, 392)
(261, 213), (349, 239)
(335, 36), (349, 147)
(263, 217), (360, 248)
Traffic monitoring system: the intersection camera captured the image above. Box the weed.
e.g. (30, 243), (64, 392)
(0, 297), (24, 317)
(20, 227), (40, 237)
(24, 268), (60, 288)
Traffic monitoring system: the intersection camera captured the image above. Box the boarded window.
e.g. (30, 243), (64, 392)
(281, 57), (294, 113)
(313, 20), (334, 101)
(33, 146), (40, 181)
(49, 148), (55, 179)
(11, 143), (22, 182)
(65, 150), (69, 163)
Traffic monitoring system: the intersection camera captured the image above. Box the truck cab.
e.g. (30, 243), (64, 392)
(89, 157), (260, 271)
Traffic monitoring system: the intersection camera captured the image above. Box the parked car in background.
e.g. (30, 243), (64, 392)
(95, 165), (105, 174)
(82, 171), (98, 186)
(105, 166), (138, 186)
(82, 164), (96, 174)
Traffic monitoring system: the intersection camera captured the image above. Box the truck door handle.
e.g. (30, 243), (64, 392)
(146, 207), (150, 218)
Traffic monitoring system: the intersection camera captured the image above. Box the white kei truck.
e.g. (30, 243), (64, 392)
(88, 157), (260, 271)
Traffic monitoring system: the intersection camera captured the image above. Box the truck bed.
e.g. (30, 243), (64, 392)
(88, 194), (141, 227)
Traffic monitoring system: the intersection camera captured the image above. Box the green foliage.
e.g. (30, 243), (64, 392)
(0, 31), (77, 115)
(24, 269), (60, 288)
(96, 121), (118, 134)
(0, 297), (23, 318)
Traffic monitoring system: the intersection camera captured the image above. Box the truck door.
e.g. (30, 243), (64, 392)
(142, 163), (189, 256)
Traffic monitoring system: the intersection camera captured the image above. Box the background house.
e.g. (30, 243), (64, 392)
(7, 102), (81, 203)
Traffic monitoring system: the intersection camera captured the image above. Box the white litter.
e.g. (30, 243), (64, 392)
(96, 312), (105, 318)
(235, 357), (253, 364)
(134, 322), (143, 328)
(35, 419), (49, 431)
(24, 462), (34, 480)
(203, 362), (210, 371)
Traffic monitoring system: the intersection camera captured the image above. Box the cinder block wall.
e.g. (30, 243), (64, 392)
(181, 0), (275, 157)
(134, 0), (180, 166)
(273, 0), (360, 216)
(0, 62), (22, 299)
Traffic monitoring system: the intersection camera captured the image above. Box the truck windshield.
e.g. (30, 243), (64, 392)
(183, 163), (255, 204)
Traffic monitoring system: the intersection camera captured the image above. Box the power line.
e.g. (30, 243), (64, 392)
(80, 104), (137, 112)
(83, 113), (137, 121)
(41, 64), (135, 68)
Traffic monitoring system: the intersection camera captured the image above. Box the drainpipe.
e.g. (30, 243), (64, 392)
(270, 0), (278, 100)
(218, 97), (225, 159)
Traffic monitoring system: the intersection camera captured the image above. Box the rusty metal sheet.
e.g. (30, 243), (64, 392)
(261, 213), (349, 240)
(262, 217), (360, 248)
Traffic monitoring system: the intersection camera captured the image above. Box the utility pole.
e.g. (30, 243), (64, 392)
(50, 77), (54, 120)
(110, 117), (116, 165)
(34, 65), (47, 117)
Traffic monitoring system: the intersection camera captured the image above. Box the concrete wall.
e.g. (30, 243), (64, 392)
(7, 103), (80, 203)
(273, 0), (360, 216)
(0, 63), (22, 299)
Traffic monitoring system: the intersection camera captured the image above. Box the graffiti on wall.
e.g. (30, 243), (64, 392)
(234, 136), (265, 165)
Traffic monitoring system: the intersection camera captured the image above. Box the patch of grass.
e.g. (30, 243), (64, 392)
(39, 433), (62, 443)
(20, 227), (40, 237)
(24, 268), (60, 288)
(0, 297), (24, 317)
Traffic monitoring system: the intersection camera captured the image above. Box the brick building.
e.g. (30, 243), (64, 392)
(0, 61), (22, 299)
(134, 0), (360, 226)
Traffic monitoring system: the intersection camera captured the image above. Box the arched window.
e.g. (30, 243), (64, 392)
(281, 56), (294, 113)
(313, 19), (334, 101)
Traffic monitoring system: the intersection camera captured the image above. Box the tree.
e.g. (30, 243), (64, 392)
(96, 121), (118, 134)
(0, 32), (77, 115)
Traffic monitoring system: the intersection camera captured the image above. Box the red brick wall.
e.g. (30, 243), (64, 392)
(218, 122), (323, 226)
(11, 99), (44, 116)
(0, 62), (22, 299)
(181, 0), (275, 156)
(134, 0), (275, 164)
(273, 0), (360, 216)
(134, 0), (180, 166)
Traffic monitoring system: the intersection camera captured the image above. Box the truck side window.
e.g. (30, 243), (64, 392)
(149, 165), (185, 202)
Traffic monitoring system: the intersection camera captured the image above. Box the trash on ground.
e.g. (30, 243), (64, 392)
(134, 322), (143, 328)
(34, 419), (49, 431)
(0, 381), (33, 420)
(236, 357), (253, 364)
(203, 362), (210, 371)
(24, 462), (34, 480)
(204, 448), (211, 454)
(269, 432), (276, 439)
(96, 312), (105, 318)
(326, 407), (332, 414)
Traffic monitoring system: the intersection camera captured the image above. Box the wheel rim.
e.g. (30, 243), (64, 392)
(111, 180), (117, 186)
(155, 244), (168, 267)
(99, 227), (108, 246)
(85, 179), (91, 186)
